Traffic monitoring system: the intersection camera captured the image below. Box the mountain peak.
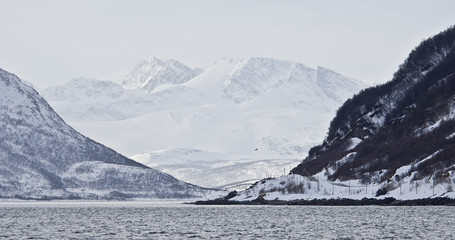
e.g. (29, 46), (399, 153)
(0, 68), (66, 130)
(143, 55), (165, 64)
(122, 56), (203, 92)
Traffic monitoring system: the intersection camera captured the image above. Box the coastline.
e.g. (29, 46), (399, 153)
(193, 197), (455, 206)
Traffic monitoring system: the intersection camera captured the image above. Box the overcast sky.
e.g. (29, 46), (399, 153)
(1, 0), (455, 88)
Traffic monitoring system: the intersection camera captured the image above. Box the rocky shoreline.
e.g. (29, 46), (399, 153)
(193, 197), (455, 206)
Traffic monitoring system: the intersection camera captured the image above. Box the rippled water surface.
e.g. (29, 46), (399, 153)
(0, 201), (453, 239)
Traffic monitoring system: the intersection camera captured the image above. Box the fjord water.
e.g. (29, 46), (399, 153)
(0, 201), (452, 239)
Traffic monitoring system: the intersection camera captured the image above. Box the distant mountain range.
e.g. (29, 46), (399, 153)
(0, 68), (218, 200)
(41, 56), (367, 190)
(230, 26), (455, 201)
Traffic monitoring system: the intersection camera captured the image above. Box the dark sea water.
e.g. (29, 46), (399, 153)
(0, 201), (453, 239)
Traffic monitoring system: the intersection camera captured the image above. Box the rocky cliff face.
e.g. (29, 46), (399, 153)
(0, 68), (216, 199)
(293, 26), (455, 187)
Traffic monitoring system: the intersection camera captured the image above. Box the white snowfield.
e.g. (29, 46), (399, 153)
(41, 56), (367, 190)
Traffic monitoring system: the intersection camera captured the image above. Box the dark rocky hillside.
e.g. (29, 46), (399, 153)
(293, 26), (455, 186)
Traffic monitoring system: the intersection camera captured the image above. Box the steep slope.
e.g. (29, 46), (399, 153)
(122, 56), (203, 92)
(288, 26), (455, 197)
(0, 68), (217, 199)
(40, 57), (367, 190)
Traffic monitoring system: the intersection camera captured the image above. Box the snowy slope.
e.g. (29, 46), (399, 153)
(0, 68), (219, 199)
(233, 151), (455, 201)
(231, 173), (455, 202)
(41, 57), (367, 190)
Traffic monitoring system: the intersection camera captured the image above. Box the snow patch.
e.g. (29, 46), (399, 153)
(346, 137), (362, 151)
(447, 132), (455, 140)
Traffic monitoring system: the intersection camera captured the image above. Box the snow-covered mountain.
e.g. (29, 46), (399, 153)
(41, 57), (367, 190)
(122, 56), (203, 92)
(0, 68), (219, 199)
(232, 26), (455, 201)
